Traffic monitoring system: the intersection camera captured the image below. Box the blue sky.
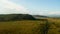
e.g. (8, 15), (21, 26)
(12, 0), (60, 11)
(0, 0), (60, 15)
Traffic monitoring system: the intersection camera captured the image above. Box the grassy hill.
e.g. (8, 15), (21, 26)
(0, 14), (36, 21)
(0, 14), (60, 34)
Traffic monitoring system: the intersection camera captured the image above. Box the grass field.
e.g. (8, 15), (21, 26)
(0, 20), (47, 34)
(47, 18), (60, 34)
(0, 19), (60, 34)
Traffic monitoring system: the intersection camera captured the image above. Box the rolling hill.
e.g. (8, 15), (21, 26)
(0, 14), (36, 21)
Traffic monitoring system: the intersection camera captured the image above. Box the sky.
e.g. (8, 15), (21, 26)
(0, 0), (60, 15)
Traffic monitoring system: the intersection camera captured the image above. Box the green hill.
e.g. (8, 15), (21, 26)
(0, 14), (36, 21)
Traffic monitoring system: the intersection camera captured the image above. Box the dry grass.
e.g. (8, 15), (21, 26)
(0, 20), (47, 34)
(47, 18), (60, 34)
(0, 18), (60, 34)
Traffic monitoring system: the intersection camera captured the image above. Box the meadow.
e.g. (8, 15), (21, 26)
(47, 18), (60, 34)
(0, 18), (60, 34)
(0, 20), (47, 34)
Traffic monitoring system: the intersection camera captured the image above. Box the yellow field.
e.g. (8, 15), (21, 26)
(0, 20), (47, 34)
(47, 18), (60, 34)
(0, 19), (60, 34)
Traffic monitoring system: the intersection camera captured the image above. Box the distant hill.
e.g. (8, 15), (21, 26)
(0, 14), (36, 21)
(33, 15), (49, 19)
(47, 14), (60, 18)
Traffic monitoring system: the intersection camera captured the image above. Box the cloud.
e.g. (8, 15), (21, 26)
(0, 0), (29, 14)
(0, 0), (60, 15)
(30, 10), (60, 15)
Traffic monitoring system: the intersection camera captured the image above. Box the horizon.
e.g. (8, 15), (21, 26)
(0, 0), (60, 16)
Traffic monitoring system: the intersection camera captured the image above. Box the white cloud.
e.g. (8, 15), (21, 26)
(30, 10), (60, 15)
(48, 11), (60, 15)
(0, 0), (60, 15)
(0, 0), (29, 14)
